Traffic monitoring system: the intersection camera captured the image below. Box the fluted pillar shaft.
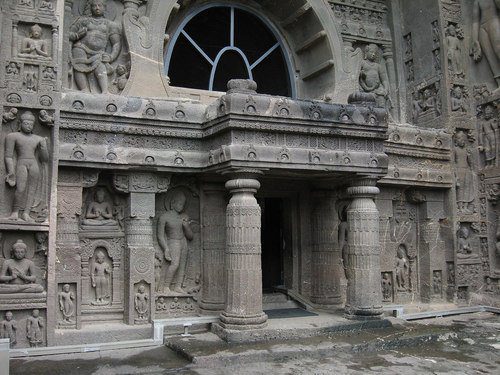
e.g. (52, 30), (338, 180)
(220, 176), (267, 330)
(310, 191), (341, 306)
(345, 179), (383, 319)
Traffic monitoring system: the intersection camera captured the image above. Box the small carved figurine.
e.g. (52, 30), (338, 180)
(91, 250), (111, 305)
(42, 67), (56, 80)
(82, 189), (118, 227)
(58, 284), (75, 323)
(156, 297), (168, 311)
(457, 226), (473, 258)
(478, 105), (497, 168)
(450, 86), (466, 112)
(20, 24), (49, 58)
(26, 309), (44, 347)
(433, 272), (442, 295)
(485, 277), (494, 293)
(6, 62), (20, 77)
(454, 131), (475, 213)
(381, 273), (392, 301)
(39, 0), (54, 10)
(445, 24), (464, 78)
(113, 64), (129, 91)
(38, 110), (54, 126)
(24, 71), (38, 92)
(134, 285), (149, 322)
(0, 311), (17, 348)
(2, 108), (18, 124)
(395, 245), (409, 292)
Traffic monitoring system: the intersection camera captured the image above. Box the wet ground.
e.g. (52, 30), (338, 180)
(11, 312), (500, 375)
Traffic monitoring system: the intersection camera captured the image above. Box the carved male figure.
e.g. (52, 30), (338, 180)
(4, 110), (49, 222)
(0, 311), (17, 348)
(156, 297), (167, 310)
(359, 44), (390, 108)
(458, 226), (473, 258)
(451, 86), (466, 112)
(113, 64), (129, 91)
(134, 285), (148, 321)
(445, 24), (464, 78)
(472, 0), (500, 92)
(454, 131), (475, 212)
(82, 189), (117, 226)
(24, 71), (38, 92)
(91, 250), (111, 304)
(20, 24), (49, 58)
(58, 284), (75, 323)
(478, 104), (498, 168)
(26, 309), (43, 347)
(69, 0), (122, 93)
(0, 240), (44, 294)
(381, 273), (392, 301)
(395, 245), (409, 292)
(433, 272), (442, 295)
(157, 191), (194, 294)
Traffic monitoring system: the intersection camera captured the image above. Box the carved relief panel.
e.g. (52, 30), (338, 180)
(64, 0), (149, 94)
(0, 108), (52, 225)
(154, 182), (201, 317)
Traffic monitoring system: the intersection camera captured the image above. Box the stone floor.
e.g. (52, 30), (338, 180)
(10, 312), (500, 375)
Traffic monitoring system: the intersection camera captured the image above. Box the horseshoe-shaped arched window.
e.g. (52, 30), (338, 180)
(165, 4), (294, 97)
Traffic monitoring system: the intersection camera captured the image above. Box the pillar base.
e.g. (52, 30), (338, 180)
(199, 301), (225, 314)
(344, 304), (383, 320)
(219, 311), (268, 331)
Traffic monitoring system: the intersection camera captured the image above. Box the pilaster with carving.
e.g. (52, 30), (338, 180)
(200, 183), (226, 312)
(114, 172), (170, 324)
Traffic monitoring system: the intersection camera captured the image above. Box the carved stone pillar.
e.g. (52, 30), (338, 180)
(200, 183), (226, 312)
(114, 173), (170, 325)
(345, 178), (383, 319)
(219, 173), (267, 330)
(310, 191), (341, 306)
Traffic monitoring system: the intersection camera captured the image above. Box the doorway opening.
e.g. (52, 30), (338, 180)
(261, 198), (287, 292)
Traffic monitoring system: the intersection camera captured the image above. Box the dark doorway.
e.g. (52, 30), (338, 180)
(261, 198), (286, 291)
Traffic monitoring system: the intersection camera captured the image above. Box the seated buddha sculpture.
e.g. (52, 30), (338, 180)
(0, 240), (44, 294)
(81, 189), (119, 229)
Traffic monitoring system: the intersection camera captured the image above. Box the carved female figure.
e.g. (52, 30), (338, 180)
(472, 0), (500, 92)
(0, 311), (17, 348)
(69, 0), (122, 93)
(91, 250), (111, 304)
(58, 284), (75, 323)
(395, 245), (409, 292)
(381, 273), (392, 301)
(157, 191), (194, 294)
(454, 131), (475, 212)
(26, 309), (44, 347)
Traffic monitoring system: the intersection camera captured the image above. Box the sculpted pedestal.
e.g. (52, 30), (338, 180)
(219, 174), (267, 330)
(345, 178), (383, 319)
